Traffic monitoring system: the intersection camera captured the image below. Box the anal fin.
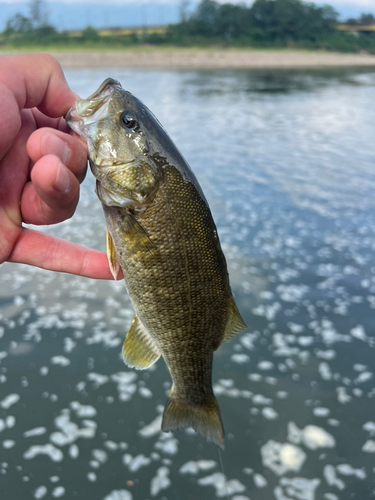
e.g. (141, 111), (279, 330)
(221, 296), (247, 343)
(123, 316), (161, 370)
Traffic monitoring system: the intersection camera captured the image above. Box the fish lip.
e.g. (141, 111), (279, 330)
(87, 78), (121, 100)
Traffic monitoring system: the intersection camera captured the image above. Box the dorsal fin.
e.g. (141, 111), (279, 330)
(221, 296), (247, 343)
(123, 316), (161, 370)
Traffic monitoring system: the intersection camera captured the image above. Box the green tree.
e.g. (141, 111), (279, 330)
(193, 0), (219, 36)
(4, 13), (33, 34)
(359, 13), (375, 25)
(29, 0), (49, 29)
(81, 26), (100, 42)
(248, 0), (338, 42)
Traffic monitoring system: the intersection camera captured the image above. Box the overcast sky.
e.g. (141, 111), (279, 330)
(0, 0), (373, 31)
(1, 0), (374, 5)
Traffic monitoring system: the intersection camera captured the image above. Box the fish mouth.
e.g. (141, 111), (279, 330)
(65, 78), (122, 134)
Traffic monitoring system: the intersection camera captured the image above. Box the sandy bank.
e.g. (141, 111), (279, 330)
(2, 49), (375, 69)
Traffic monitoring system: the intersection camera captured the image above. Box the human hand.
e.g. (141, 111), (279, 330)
(0, 53), (117, 279)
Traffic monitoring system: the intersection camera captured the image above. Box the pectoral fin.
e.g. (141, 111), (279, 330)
(125, 212), (157, 258)
(123, 316), (161, 370)
(106, 229), (120, 280)
(221, 296), (247, 344)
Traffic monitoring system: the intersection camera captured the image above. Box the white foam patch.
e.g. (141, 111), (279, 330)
(87, 372), (110, 387)
(350, 325), (367, 341)
(87, 472), (97, 482)
(0, 394), (20, 409)
(51, 356), (70, 367)
(52, 486), (65, 498)
(336, 387), (352, 404)
(253, 473), (267, 487)
(0, 416), (15, 432)
(138, 415), (163, 438)
(63, 337), (76, 354)
(231, 353), (250, 364)
(103, 490), (133, 500)
(50, 411), (96, 446)
(313, 407), (330, 417)
(362, 440), (375, 453)
(253, 394), (273, 405)
(24, 427), (47, 438)
(288, 422), (335, 449)
(198, 472), (246, 497)
(150, 466), (170, 497)
(275, 477), (320, 500)
(92, 449), (108, 464)
(319, 362), (332, 380)
(3, 440), (15, 449)
(363, 422), (375, 436)
(85, 327), (121, 348)
(24, 444), (63, 462)
(69, 444), (79, 459)
(252, 302), (281, 321)
(262, 407), (279, 420)
(277, 284), (309, 302)
(138, 386), (153, 398)
(323, 465), (345, 490)
(70, 401), (97, 418)
(34, 486), (48, 499)
(154, 435), (179, 455)
(123, 454), (151, 472)
(179, 460), (217, 475)
(261, 441), (306, 476)
(258, 361), (274, 370)
(355, 371), (373, 384)
(111, 372), (137, 402)
(336, 464), (366, 479)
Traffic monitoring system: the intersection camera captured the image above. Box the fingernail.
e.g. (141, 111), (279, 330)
(54, 161), (71, 194)
(42, 132), (70, 164)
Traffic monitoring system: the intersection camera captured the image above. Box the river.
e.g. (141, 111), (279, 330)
(1, 67), (375, 500)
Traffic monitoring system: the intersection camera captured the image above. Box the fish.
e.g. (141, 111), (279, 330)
(66, 78), (246, 448)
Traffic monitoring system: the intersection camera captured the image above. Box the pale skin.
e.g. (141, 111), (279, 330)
(0, 53), (120, 279)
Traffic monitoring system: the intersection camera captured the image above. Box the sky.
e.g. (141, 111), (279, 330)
(0, 0), (374, 32)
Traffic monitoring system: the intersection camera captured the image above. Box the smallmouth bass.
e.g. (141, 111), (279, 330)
(66, 78), (246, 448)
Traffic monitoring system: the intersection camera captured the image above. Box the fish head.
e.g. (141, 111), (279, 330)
(66, 78), (159, 208)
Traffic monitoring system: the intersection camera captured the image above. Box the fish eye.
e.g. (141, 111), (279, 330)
(120, 111), (138, 130)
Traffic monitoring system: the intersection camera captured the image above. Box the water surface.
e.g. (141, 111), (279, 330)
(1, 67), (375, 500)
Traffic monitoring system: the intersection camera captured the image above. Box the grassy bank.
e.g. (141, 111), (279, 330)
(2, 47), (375, 70)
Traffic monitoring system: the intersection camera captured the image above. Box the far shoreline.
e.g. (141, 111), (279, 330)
(2, 48), (375, 70)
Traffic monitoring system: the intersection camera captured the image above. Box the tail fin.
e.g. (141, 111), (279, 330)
(161, 394), (225, 449)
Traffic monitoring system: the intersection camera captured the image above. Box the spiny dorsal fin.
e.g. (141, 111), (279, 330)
(221, 296), (247, 343)
(123, 316), (161, 370)
(106, 229), (120, 280)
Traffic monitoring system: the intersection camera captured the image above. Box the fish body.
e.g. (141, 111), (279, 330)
(66, 79), (246, 448)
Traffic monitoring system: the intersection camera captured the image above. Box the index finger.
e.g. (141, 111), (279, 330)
(0, 53), (78, 118)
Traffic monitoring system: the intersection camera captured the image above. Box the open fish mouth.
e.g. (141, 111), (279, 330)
(65, 78), (121, 133)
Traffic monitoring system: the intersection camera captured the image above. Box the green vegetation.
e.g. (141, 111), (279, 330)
(1, 0), (375, 53)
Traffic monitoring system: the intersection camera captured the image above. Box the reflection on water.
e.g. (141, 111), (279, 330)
(1, 68), (375, 499)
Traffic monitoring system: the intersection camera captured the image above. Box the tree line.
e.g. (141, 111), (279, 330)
(1, 0), (375, 53)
